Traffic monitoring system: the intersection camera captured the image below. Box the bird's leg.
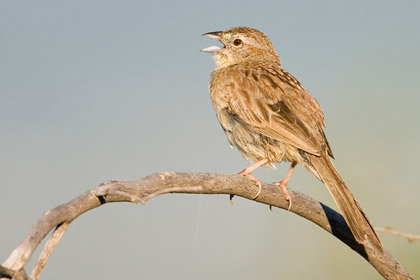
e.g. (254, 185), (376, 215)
(237, 158), (269, 200)
(273, 162), (297, 210)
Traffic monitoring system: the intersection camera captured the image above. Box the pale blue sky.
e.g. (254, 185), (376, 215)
(1, 1), (420, 279)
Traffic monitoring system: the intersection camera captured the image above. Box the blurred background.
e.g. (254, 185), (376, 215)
(1, 1), (419, 279)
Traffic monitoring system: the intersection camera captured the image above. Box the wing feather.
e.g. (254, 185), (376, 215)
(223, 65), (329, 156)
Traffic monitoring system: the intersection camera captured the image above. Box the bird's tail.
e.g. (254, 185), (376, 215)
(308, 154), (384, 252)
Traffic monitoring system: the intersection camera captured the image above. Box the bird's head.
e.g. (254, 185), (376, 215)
(201, 26), (280, 68)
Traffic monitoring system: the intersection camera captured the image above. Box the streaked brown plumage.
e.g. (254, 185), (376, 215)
(201, 26), (383, 251)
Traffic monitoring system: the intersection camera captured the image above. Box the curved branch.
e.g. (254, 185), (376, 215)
(0, 172), (413, 279)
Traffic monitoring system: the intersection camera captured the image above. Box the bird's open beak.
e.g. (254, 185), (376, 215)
(201, 31), (223, 53)
(202, 31), (222, 39)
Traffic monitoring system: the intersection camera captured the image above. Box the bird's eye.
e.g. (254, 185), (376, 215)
(233, 39), (242, 46)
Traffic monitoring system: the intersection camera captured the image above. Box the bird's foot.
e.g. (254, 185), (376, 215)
(273, 180), (292, 210)
(239, 169), (262, 200)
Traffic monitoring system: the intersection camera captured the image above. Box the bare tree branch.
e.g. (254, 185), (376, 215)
(0, 172), (413, 279)
(30, 222), (69, 279)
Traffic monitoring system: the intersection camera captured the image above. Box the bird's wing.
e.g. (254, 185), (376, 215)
(224, 65), (329, 156)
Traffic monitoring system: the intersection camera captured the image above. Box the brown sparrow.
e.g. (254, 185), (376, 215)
(201, 26), (383, 252)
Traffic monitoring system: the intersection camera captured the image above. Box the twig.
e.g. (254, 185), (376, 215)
(30, 223), (70, 280)
(376, 226), (420, 243)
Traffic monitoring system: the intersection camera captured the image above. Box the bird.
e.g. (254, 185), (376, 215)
(201, 26), (384, 252)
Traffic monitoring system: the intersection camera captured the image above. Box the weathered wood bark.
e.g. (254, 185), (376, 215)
(0, 172), (413, 279)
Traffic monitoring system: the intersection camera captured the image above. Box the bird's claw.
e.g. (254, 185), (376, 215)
(252, 180), (262, 199)
(239, 171), (262, 200)
(273, 181), (292, 210)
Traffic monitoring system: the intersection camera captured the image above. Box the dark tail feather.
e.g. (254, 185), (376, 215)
(308, 154), (384, 252)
